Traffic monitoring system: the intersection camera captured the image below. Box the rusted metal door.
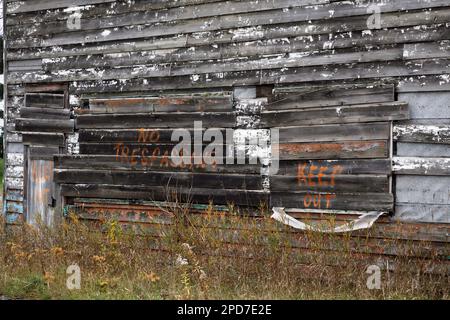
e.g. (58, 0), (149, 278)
(26, 158), (55, 226)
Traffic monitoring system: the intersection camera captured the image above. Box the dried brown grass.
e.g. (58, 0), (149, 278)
(0, 203), (448, 300)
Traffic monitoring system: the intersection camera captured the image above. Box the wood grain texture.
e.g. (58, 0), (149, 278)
(276, 159), (391, 176)
(15, 118), (74, 133)
(54, 169), (263, 190)
(393, 157), (450, 176)
(60, 184), (269, 206)
(271, 191), (394, 211)
(261, 102), (408, 127)
(276, 140), (389, 160)
(271, 174), (389, 193)
(277, 122), (391, 143)
(54, 155), (261, 174)
(76, 112), (236, 129)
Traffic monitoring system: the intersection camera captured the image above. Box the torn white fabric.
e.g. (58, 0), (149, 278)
(271, 207), (385, 233)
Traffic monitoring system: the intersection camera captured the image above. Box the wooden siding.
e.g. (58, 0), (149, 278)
(393, 92), (450, 223)
(2, 0), (449, 254)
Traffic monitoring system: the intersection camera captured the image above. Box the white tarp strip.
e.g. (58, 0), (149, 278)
(271, 207), (385, 233)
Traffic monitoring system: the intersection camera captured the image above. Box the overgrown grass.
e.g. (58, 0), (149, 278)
(0, 204), (448, 300)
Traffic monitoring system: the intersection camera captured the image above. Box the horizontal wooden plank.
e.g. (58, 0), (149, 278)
(395, 176), (450, 205)
(88, 95), (233, 113)
(25, 83), (68, 93)
(397, 91), (450, 119)
(271, 191), (394, 211)
(277, 122), (391, 143)
(271, 174), (389, 193)
(6, 0), (116, 13)
(6, 143), (24, 153)
(261, 102), (408, 127)
(269, 85), (395, 110)
(15, 118), (74, 133)
(20, 107), (71, 119)
(394, 124), (450, 144)
(393, 157), (450, 176)
(79, 143), (230, 156)
(397, 74), (450, 92)
(22, 133), (66, 146)
(396, 142), (450, 157)
(276, 159), (391, 176)
(6, 153), (24, 166)
(54, 170), (263, 190)
(5, 165), (24, 178)
(76, 112), (236, 129)
(6, 178), (24, 190)
(394, 203), (450, 224)
(403, 40), (450, 60)
(5, 0), (236, 23)
(54, 155), (261, 174)
(6, 201), (24, 214)
(8, 59), (42, 72)
(29, 146), (60, 160)
(6, 132), (22, 143)
(24, 93), (65, 108)
(60, 184), (269, 206)
(79, 128), (228, 143)
(5, 189), (24, 202)
(276, 140), (389, 160)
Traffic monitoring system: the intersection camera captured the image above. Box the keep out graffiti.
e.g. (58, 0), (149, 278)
(297, 163), (343, 209)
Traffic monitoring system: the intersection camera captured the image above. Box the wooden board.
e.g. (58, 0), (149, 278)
(269, 85), (395, 109)
(22, 133), (65, 146)
(394, 124), (450, 144)
(76, 112), (236, 129)
(393, 157), (450, 176)
(60, 184), (269, 206)
(261, 102), (408, 127)
(54, 155), (261, 174)
(54, 169), (263, 190)
(20, 107), (71, 119)
(89, 95), (233, 113)
(271, 174), (389, 193)
(276, 159), (391, 176)
(271, 191), (394, 211)
(276, 140), (389, 160)
(15, 118), (74, 133)
(78, 128), (228, 143)
(277, 122), (391, 143)
(24, 93), (65, 108)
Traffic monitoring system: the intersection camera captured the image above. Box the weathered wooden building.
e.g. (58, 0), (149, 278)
(2, 0), (449, 257)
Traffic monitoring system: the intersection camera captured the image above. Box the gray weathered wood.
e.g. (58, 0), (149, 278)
(271, 174), (389, 193)
(276, 140), (389, 160)
(276, 159), (391, 176)
(25, 93), (65, 108)
(394, 124), (450, 144)
(277, 122), (391, 143)
(393, 156), (450, 176)
(76, 112), (236, 129)
(15, 118), (74, 133)
(261, 102), (408, 127)
(271, 191), (394, 211)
